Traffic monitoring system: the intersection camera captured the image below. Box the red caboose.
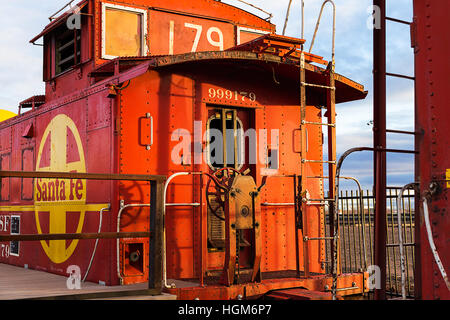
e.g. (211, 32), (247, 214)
(0, 0), (367, 299)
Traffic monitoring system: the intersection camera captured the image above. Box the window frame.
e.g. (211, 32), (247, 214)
(206, 111), (245, 171)
(101, 2), (148, 60)
(54, 26), (82, 76)
(236, 26), (270, 45)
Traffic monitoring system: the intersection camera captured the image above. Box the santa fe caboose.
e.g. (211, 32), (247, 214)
(0, 0), (368, 299)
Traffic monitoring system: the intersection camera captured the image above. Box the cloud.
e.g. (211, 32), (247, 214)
(0, 0), (72, 112)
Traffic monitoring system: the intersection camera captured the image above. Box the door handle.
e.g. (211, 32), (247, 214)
(139, 113), (153, 150)
(146, 113), (153, 150)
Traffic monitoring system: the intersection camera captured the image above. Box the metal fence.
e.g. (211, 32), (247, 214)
(325, 187), (416, 298)
(0, 170), (166, 300)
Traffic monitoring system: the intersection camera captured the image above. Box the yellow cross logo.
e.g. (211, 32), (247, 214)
(34, 114), (87, 264)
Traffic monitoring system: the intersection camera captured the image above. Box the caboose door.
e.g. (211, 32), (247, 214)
(206, 107), (251, 172)
(205, 106), (256, 277)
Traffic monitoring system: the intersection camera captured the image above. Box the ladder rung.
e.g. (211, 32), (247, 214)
(302, 120), (335, 127)
(303, 198), (335, 202)
(385, 16), (412, 25)
(386, 242), (415, 248)
(386, 72), (415, 81)
(301, 82), (336, 90)
(261, 202), (295, 206)
(302, 159), (336, 164)
(305, 202), (330, 206)
(386, 129), (416, 135)
(325, 286), (359, 292)
(303, 236), (336, 241)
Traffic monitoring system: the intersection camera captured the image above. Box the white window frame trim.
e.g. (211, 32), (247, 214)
(101, 2), (148, 60)
(236, 26), (270, 46)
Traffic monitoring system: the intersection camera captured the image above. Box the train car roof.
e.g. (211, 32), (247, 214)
(90, 36), (367, 105)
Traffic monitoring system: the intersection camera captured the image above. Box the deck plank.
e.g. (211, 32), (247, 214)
(0, 263), (175, 300)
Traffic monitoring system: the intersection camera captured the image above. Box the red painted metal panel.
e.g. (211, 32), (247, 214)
(414, 0), (450, 300)
(0, 0), (372, 298)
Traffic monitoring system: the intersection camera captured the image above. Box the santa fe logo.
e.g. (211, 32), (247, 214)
(34, 114), (87, 264)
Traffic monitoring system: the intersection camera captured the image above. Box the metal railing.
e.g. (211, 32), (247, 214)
(324, 187), (416, 298)
(0, 170), (166, 300)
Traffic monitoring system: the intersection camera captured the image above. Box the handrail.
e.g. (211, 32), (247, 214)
(162, 172), (203, 289)
(309, 0), (336, 66)
(332, 146), (417, 299)
(116, 201), (151, 285)
(282, 0), (294, 36)
(396, 183), (419, 299)
(422, 197), (450, 292)
(234, 0), (273, 21)
(340, 176), (368, 270)
(49, 0), (77, 21)
(83, 204), (111, 282)
(0, 170), (166, 298)
(303, 174), (368, 269)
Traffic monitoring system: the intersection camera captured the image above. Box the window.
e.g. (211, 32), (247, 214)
(206, 109), (244, 170)
(266, 148), (279, 170)
(21, 148), (34, 200)
(10, 216), (20, 256)
(237, 26), (270, 45)
(102, 3), (148, 59)
(55, 25), (81, 75)
(0, 154), (10, 201)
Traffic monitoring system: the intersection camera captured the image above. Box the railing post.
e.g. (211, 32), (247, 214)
(148, 180), (165, 293)
(373, 0), (387, 300)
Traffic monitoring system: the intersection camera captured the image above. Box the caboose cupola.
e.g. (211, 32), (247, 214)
(29, 0), (277, 103)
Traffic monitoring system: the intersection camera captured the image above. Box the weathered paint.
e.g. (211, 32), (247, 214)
(0, 0), (369, 299)
(413, 0), (450, 300)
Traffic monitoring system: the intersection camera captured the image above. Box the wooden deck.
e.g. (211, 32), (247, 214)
(0, 263), (176, 300)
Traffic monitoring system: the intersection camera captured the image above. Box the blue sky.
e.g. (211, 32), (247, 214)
(0, 0), (415, 190)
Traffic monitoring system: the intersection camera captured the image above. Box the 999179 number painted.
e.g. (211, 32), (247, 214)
(208, 88), (257, 103)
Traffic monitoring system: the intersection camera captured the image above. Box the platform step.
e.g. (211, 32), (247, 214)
(265, 288), (337, 300)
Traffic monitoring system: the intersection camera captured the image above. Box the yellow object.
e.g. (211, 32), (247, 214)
(34, 114), (88, 264)
(0, 109), (17, 122)
(446, 169), (450, 189)
(105, 8), (143, 57)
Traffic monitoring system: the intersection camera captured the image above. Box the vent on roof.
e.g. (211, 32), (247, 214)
(18, 95), (46, 115)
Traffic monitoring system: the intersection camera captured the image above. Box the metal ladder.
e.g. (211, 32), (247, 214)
(298, 0), (340, 299)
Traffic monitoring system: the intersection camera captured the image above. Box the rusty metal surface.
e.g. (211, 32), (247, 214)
(413, 0), (450, 300)
(330, 188), (417, 298)
(0, 170), (166, 182)
(144, 51), (366, 104)
(373, 0), (387, 300)
(0, 232), (151, 242)
(167, 272), (367, 300)
(0, 0), (372, 299)
(266, 288), (335, 300)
